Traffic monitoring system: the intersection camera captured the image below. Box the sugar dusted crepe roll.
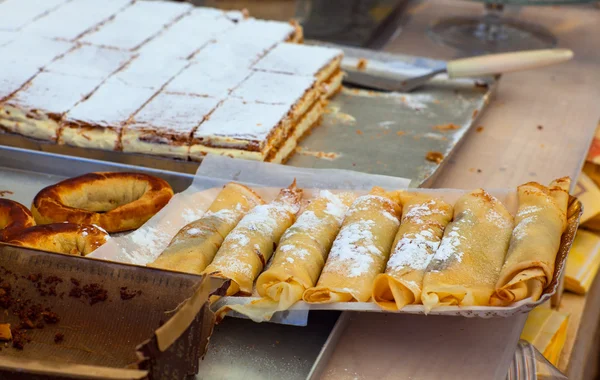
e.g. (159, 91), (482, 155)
(421, 189), (514, 310)
(203, 182), (302, 296)
(222, 191), (355, 321)
(373, 195), (453, 311)
(149, 183), (264, 274)
(303, 188), (401, 303)
(490, 178), (570, 306)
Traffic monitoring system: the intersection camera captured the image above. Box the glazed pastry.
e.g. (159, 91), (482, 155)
(303, 188), (401, 303)
(149, 183), (264, 274)
(421, 189), (514, 310)
(0, 199), (36, 241)
(222, 190), (354, 321)
(31, 172), (174, 233)
(203, 182), (302, 296)
(372, 195), (453, 311)
(8, 223), (109, 256)
(491, 178), (570, 305)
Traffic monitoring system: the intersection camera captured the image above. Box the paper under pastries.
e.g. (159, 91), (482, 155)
(421, 189), (514, 310)
(149, 183), (264, 274)
(304, 188), (401, 303)
(490, 178), (570, 306)
(372, 195), (453, 311)
(222, 190), (354, 321)
(202, 182), (302, 295)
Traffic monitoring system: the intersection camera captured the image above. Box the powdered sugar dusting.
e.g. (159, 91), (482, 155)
(387, 229), (441, 271)
(182, 208), (204, 224)
(432, 217), (470, 265)
(348, 195), (399, 225)
(404, 199), (443, 224)
(326, 220), (382, 277)
(321, 190), (349, 220)
(126, 226), (172, 265)
(186, 228), (201, 236)
(486, 208), (512, 229)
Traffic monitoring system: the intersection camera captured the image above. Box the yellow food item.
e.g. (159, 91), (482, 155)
(491, 178), (570, 306)
(520, 306), (569, 366)
(373, 195), (453, 311)
(564, 229), (600, 294)
(303, 187), (401, 303)
(422, 189), (514, 310)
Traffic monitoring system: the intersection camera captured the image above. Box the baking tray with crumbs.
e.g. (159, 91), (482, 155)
(0, 45), (496, 188)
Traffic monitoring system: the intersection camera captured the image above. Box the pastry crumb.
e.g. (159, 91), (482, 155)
(537, 125), (543, 130)
(476, 126), (484, 132)
(396, 131), (405, 136)
(0, 324), (11, 341)
(434, 123), (460, 131)
(472, 109), (479, 119)
(425, 151), (444, 164)
(355, 129), (363, 135)
(356, 58), (368, 70)
(54, 332), (64, 344)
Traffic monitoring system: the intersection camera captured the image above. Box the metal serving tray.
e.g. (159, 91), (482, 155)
(0, 46), (496, 188)
(0, 146), (342, 380)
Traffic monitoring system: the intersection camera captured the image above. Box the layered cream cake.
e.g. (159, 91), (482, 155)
(122, 92), (221, 159)
(253, 43), (344, 98)
(0, 72), (103, 141)
(0, 0), (344, 163)
(60, 80), (155, 150)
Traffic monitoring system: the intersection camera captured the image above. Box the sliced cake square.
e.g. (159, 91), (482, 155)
(253, 42), (344, 98)
(60, 80), (155, 150)
(165, 61), (251, 98)
(0, 0), (69, 31)
(23, 0), (132, 40)
(0, 71), (102, 141)
(111, 55), (188, 90)
(122, 92), (221, 159)
(45, 45), (133, 79)
(137, 9), (235, 60)
(80, 1), (192, 51)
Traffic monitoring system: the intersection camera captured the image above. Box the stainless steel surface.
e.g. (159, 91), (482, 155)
(0, 146), (342, 380)
(0, 47), (496, 188)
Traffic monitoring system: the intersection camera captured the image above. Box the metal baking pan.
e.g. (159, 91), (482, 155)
(0, 46), (497, 188)
(0, 145), (344, 380)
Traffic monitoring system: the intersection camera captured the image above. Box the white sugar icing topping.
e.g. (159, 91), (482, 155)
(326, 220), (382, 277)
(45, 45), (132, 79)
(253, 42), (342, 77)
(231, 70), (315, 105)
(65, 79), (155, 128)
(194, 98), (291, 143)
(23, 0), (132, 40)
(111, 55), (188, 90)
(0, 0), (68, 31)
(129, 92), (220, 134)
(81, 1), (191, 50)
(165, 61), (251, 98)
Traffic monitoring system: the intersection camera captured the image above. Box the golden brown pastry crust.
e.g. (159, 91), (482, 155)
(31, 172), (173, 232)
(7, 223), (109, 256)
(0, 199), (36, 241)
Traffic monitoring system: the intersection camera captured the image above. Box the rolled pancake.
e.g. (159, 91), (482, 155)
(421, 189), (514, 310)
(221, 191), (355, 321)
(303, 188), (401, 303)
(490, 177), (570, 306)
(203, 182), (302, 296)
(148, 183), (264, 274)
(373, 195), (453, 311)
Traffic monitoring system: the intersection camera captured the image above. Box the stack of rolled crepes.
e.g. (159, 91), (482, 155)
(203, 182), (303, 296)
(490, 177), (570, 305)
(149, 183), (264, 274)
(219, 190), (355, 321)
(148, 177), (572, 319)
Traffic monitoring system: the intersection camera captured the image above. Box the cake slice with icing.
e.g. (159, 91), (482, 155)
(165, 61), (251, 98)
(45, 45), (133, 79)
(122, 92), (221, 159)
(253, 42), (344, 98)
(0, 0), (69, 31)
(23, 0), (132, 40)
(137, 9), (235, 60)
(60, 79), (155, 150)
(80, 1), (192, 51)
(0, 72), (104, 141)
(111, 54), (188, 90)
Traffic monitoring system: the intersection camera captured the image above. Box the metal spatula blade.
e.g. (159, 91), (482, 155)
(343, 49), (573, 92)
